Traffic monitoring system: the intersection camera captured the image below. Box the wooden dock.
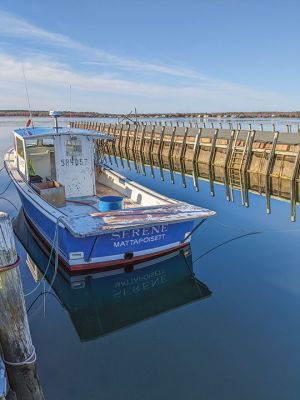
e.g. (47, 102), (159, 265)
(70, 121), (300, 220)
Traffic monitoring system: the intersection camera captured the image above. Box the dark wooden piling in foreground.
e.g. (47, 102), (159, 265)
(0, 213), (44, 400)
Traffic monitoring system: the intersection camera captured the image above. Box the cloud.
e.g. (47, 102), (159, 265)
(0, 50), (293, 112)
(0, 10), (205, 81)
(0, 11), (295, 112)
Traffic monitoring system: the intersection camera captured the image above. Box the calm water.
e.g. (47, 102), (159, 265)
(1, 118), (300, 400)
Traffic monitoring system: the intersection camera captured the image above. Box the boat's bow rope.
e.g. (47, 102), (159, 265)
(24, 215), (64, 297)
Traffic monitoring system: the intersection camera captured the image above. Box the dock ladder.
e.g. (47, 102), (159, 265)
(228, 130), (255, 203)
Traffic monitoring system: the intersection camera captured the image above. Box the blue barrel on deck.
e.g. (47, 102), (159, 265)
(99, 196), (123, 212)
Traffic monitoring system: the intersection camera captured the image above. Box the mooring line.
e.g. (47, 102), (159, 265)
(27, 291), (63, 314)
(3, 345), (36, 366)
(24, 216), (62, 297)
(192, 231), (261, 265)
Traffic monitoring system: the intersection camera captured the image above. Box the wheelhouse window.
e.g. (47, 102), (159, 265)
(25, 136), (56, 180)
(16, 137), (25, 158)
(66, 137), (82, 157)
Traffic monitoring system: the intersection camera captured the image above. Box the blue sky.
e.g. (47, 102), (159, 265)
(0, 0), (299, 112)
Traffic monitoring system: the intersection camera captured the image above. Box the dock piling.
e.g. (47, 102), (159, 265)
(192, 129), (202, 164)
(0, 213), (44, 400)
(179, 128), (189, 160)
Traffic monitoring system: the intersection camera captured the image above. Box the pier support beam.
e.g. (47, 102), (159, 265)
(0, 213), (44, 400)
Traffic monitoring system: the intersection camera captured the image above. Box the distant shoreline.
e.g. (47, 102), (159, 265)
(1, 110), (300, 119)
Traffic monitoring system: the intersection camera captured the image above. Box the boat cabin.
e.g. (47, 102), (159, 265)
(13, 122), (111, 204)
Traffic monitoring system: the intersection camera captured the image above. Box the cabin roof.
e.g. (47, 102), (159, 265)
(13, 127), (112, 140)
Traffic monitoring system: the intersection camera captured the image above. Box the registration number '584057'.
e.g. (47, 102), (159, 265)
(60, 158), (88, 166)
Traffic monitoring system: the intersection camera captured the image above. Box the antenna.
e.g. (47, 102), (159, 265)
(22, 64), (34, 128)
(69, 84), (72, 120)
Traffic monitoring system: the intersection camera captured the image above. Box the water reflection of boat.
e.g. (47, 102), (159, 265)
(14, 211), (212, 341)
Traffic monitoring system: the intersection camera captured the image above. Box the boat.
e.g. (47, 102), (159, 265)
(5, 112), (215, 273)
(14, 209), (212, 340)
(0, 357), (7, 399)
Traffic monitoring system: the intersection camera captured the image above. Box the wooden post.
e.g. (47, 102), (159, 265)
(168, 127), (176, 158)
(0, 213), (44, 400)
(148, 126), (156, 157)
(265, 131), (279, 214)
(208, 129), (219, 166)
(179, 127), (189, 160)
(112, 125), (117, 139)
(158, 126), (165, 158)
(118, 125), (123, 151)
(139, 125), (146, 154)
(192, 129), (202, 164)
(192, 162), (199, 192)
(132, 125), (138, 151)
(290, 144), (300, 222)
(124, 125), (131, 149)
(224, 130), (236, 169)
(179, 159), (186, 188)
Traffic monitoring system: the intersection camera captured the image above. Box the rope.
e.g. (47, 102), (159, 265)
(0, 196), (19, 211)
(0, 180), (12, 196)
(192, 231), (261, 265)
(181, 218), (206, 243)
(0, 171), (19, 211)
(0, 255), (21, 273)
(3, 345), (36, 366)
(27, 291), (63, 314)
(24, 216), (63, 297)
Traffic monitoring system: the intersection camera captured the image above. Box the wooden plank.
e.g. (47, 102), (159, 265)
(64, 204), (215, 235)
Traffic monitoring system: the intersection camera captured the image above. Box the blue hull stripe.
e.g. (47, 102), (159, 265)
(16, 187), (194, 268)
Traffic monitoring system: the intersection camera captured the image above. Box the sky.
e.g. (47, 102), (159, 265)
(0, 0), (300, 113)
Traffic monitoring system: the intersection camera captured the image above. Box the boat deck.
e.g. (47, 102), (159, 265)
(58, 182), (142, 219)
